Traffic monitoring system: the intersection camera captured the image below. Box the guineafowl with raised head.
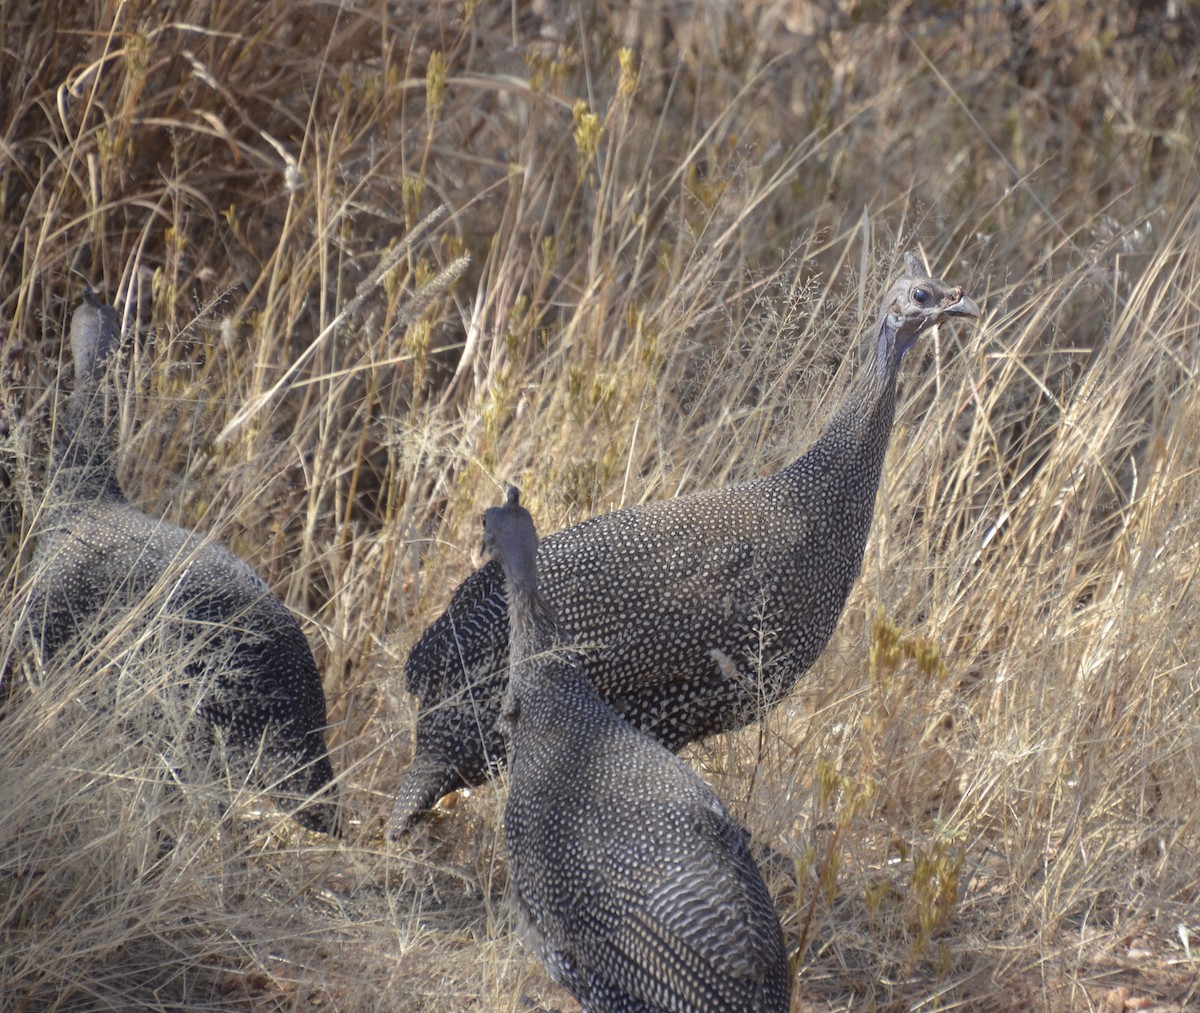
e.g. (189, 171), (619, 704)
(26, 292), (340, 835)
(393, 253), (978, 833)
(490, 485), (791, 1013)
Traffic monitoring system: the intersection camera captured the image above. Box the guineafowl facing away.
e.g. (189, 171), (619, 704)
(490, 486), (791, 1013)
(25, 293), (340, 835)
(393, 253), (978, 833)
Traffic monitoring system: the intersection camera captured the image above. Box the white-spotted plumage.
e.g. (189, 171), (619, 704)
(26, 294), (340, 835)
(491, 486), (791, 1012)
(393, 253), (977, 833)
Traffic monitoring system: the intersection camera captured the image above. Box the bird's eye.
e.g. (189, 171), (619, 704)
(913, 288), (930, 304)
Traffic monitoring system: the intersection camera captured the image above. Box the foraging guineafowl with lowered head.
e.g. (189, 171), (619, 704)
(490, 485), (791, 1012)
(393, 252), (978, 833)
(25, 292), (340, 835)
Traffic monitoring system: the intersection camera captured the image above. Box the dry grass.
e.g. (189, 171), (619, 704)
(2, 1), (1199, 1009)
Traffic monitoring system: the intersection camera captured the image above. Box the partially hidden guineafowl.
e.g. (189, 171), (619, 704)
(490, 486), (791, 1013)
(393, 252), (978, 832)
(25, 292), (340, 835)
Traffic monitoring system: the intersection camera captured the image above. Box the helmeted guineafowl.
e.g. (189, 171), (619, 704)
(393, 253), (978, 832)
(489, 485), (791, 1013)
(25, 292), (340, 835)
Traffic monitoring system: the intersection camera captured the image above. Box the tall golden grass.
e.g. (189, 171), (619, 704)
(1, 1), (1197, 1009)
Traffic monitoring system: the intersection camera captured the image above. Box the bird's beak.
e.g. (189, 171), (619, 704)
(944, 293), (980, 319)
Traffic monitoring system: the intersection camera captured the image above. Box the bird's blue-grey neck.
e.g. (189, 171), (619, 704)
(878, 309), (920, 376)
(485, 487), (540, 595)
(812, 318), (904, 465)
(486, 486), (568, 687)
(486, 488), (543, 635)
(50, 296), (124, 501)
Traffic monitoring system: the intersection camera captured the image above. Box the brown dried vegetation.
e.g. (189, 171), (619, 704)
(1, 1), (1198, 1009)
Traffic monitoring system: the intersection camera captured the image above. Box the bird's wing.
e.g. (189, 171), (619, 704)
(578, 902), (770, 1013)
(564, 793), (786, 1011)
(404, 557), (508, 699)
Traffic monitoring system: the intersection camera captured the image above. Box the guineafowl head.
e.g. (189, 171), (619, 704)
(876, 252), (979, 371)
(56, 291), (124, 495)
(482, 486), (539, 594)
(70, 291), (121, 387)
